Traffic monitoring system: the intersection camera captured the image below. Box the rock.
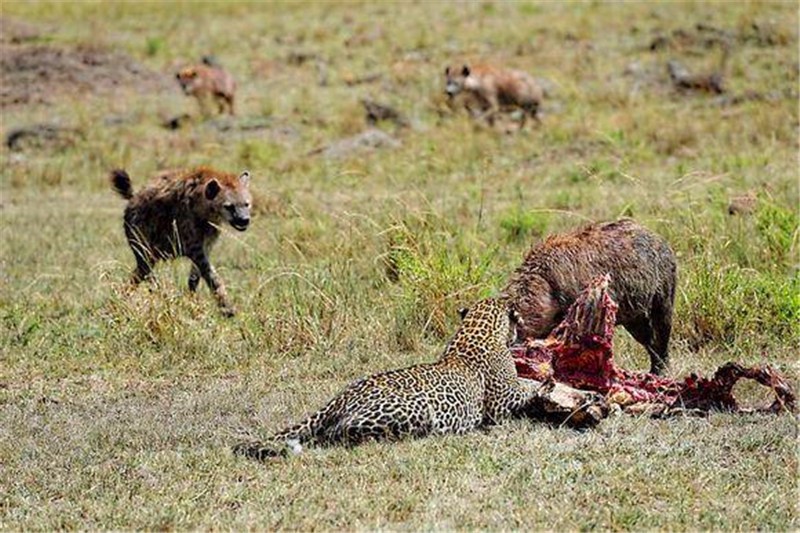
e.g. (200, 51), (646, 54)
(310, 128), (400, 159)
(6, 123), (82, 152)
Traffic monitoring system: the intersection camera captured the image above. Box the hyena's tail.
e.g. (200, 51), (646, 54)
(110, 169), (134, 200)
(233, 397), (341, 461)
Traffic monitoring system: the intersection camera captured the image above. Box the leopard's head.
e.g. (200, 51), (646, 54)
(457, 297), (523, 349)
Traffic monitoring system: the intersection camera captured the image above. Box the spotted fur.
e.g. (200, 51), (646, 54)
(176, 63), (236, 115)
(110, 166), (251, 316)
(234, 298), (541, 460)
(444, 63), (543, 128)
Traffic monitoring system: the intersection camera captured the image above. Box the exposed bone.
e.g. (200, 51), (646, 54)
(512, 274), (796, 416)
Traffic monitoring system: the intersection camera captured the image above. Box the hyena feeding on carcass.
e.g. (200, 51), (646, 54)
(504, 219), (677, 375)
(110, 166), (251, 316)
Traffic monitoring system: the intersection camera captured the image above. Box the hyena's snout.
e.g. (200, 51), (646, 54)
(175, 76), (191, 94)
(226, 206), (250, 231)
(231, 213), (250, 231)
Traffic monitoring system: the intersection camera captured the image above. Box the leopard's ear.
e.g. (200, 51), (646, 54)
(205, 179), (221, 200)
(458, 307), (469, 320)
(238, 171), (250, 186)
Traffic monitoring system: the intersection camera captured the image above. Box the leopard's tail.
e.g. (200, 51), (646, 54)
(232, 421), (312, 461)
(233, 396), (342, 461)
(110, 169), (134, 200)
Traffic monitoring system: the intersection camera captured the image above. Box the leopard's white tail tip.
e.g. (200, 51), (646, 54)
(286, 438), (303, 455)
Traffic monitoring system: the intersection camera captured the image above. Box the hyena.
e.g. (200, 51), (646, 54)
(110, 166), (251, 316)
(175, 62), (236, 115)
(504, 219), (677, 375)
(444, 63), (544, 129)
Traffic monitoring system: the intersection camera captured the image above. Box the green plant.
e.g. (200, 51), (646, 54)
(383, 213), (499, 349)
(499, 209), (550, 243)
(144, 36), (163, 57)
(755, 199), (799, 270)
(677, 256), (800, 350)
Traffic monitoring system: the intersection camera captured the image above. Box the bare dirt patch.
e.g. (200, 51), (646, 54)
(0, 17), (43, 44)
(0, 42), (170, 108)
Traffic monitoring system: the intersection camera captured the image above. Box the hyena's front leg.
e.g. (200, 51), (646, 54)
(188, 263), (201, 292)
(189, 250), (234, 316)
(125, 233), (154, 286)
(129, 249), (153, 286)
(478, 95), (500, 127)
(197, 94), (213, 118)
(216, 93), (234, 116)
(520, 102), (540, 130)
(518, 110), (527, 131)
(130, 264), (151, 285)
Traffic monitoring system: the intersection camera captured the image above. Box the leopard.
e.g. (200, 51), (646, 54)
(233, 297), (542, 460)
(175, 62), (236, 116)
(110, 166), (251, 317)
(444, 63), (544, 129)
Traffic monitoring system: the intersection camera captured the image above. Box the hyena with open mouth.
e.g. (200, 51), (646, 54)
(110, 166), (251, 316)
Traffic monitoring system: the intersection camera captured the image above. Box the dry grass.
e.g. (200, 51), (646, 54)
(1, 1), (798, 530)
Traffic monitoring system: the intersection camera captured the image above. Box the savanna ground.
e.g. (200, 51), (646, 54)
(1, 1), (798, 530)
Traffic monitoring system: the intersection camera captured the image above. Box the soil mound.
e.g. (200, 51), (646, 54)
(1, 41), (170, 107)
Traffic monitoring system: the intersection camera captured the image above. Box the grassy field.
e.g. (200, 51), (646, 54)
(1, 1), (798, 530)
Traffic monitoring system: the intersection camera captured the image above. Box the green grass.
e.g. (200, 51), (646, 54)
(1, 1), (798, 530)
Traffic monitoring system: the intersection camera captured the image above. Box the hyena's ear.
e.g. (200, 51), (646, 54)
(205, 179), (221, 200)
(458, 307), (469, 320)
(461, 64), (470, 77)
(445, 66), (450, 76)
(238, 171), (251, 186)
